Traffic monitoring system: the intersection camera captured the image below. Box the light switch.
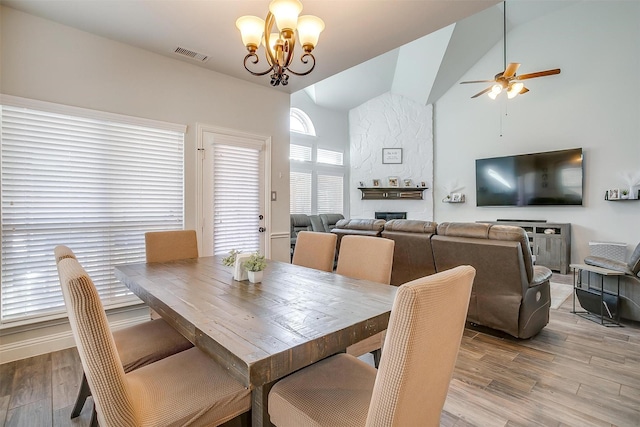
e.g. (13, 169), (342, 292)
(271, 191), (277, 201)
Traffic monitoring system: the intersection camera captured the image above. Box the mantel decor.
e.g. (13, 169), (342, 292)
(382, 148), (402, 164)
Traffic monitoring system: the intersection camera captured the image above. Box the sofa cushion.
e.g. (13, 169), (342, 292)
(437, 222), (490, 239)
(384, 219), (436, 234)
(334, 218), (385, 232)
(308, 215), (325, 233)
(489, 225), (534, 283)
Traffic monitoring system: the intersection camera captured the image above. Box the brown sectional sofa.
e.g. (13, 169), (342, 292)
(331, 219), (553, 339)
(380, 220), (437, 287)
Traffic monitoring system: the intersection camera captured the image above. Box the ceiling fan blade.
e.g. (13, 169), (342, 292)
(460, 80), (495, 84)
(503, 63), (520, 78)
(516, 68), (561, 80)
(471, 87), (492, 98)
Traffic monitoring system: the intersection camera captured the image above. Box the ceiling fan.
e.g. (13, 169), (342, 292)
(460, 1), (560, 99)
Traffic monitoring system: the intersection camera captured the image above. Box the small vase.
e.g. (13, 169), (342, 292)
(248, 270), (263, 284)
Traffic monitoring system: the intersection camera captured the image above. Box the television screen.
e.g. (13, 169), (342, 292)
(476, 148), (583, 206)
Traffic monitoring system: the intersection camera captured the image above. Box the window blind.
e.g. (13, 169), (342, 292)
(317, 174), (344, 214)
(317, 148), (343, 166)
(290, 171), (312, 214)
(1, 102), (184, 324)
(212, 143), (261, 256)
(290, 144), (312, 162)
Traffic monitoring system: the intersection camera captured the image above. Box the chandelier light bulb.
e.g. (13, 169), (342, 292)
(269, 0), (303, 34)
(297, 15), (325, 51)
(236, 16), (265, 51)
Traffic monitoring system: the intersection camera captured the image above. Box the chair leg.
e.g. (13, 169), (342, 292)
(90, 406), (98, 427)
(371, 349), (382, 368)
(71, 372), (92, 418)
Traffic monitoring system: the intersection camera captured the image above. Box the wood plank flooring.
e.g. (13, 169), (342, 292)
(1, 274), (639, 426)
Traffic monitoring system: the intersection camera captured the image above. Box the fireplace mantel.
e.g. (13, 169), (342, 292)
(358, 187), (426, 200)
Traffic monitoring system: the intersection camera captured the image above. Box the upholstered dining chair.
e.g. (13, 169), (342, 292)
(57, 256), (251, 426)
(292, 231), (337, 272)
(336, 235), (395, 366)
(268, 265), (476, 427)
(144, 229), (199, 263)
(54, 245), (194, 426)
(145, 229), (199, 320)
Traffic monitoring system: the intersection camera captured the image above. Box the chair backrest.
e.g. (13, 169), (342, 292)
(57, 257), (138, 426)
(145, 230), (198, 263)
(54, 245), (76, 264)
(292, 231), (337, 272)
(336, 235), (394, 284)
(319, 213), (345, 233)
(366, 265), (475, 427)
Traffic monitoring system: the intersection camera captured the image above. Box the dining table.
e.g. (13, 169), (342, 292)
(114, 255), (398, 426)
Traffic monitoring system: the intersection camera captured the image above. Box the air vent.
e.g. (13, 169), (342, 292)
(174, 46), (210, 63)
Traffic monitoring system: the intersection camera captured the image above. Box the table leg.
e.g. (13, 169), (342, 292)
(252, 383), (275, 427)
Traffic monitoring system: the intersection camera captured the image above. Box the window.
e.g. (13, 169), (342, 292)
(317, 174), (343, 213)
(290, 144), (312, 162)
(1, 97), (185, 325)
(290, 171), (312, 214)
(317, 148), (343, 166)
(290, 108), (316, 136)
(289, 108), (345, 216)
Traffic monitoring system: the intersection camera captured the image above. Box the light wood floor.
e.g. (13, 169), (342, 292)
(1, 274), (639, 427)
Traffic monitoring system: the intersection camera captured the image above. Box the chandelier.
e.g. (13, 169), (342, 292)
(236, 0), (325, 86)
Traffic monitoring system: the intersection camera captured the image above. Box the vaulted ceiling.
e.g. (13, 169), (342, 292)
(1, 0), (578, 110)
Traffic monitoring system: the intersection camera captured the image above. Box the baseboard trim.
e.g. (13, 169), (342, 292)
(0, 313), (150, 364)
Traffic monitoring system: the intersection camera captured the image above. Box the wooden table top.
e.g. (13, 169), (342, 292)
(569, 263), (626, 276)
(115, 256), (397, 388)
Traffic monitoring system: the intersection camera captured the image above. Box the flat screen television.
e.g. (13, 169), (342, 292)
(475, 148), (583, 207)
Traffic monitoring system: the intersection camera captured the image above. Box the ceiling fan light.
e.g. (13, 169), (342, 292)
(488, 91), (498, 100)
(236, 16), (265, 51)
(507, 82), (524, 99)
(491, 84), (503, 95)
(297, 15), (325, 51)
(269, 0), (303, 33)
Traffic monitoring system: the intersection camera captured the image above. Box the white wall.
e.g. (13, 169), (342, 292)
(434, 1), (640, 263)
(0, 6), (292, 262)
(0, 6), (292, 360)
(349, 93), (434, 219)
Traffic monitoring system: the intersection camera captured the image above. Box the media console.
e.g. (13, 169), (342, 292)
(481, 220), (571, 274)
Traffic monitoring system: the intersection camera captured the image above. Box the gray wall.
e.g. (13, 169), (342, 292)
(434, 1), (640, 263)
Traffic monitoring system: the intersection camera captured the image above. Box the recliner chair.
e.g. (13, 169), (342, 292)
(431, 222), (552, 339)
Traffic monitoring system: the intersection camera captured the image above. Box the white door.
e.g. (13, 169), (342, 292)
(198, 127), (270, 258)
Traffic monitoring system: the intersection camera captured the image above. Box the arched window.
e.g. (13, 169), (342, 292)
(289, 108), (344, 217)
(290, 108), (316, 136)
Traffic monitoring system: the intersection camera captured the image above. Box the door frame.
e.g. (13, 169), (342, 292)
(195, 123), (272, 258)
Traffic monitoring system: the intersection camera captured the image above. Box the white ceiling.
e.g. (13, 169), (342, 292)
(1, 0), (500, 93)
(1, 0), (578, 110)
